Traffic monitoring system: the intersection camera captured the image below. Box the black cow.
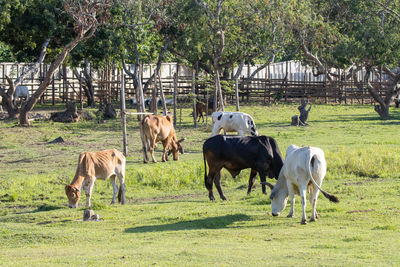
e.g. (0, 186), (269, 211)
(203, 135), (284, 201)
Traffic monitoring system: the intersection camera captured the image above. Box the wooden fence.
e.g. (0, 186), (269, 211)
(0, 62), (389, 106)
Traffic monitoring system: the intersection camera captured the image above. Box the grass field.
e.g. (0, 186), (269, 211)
(0, 103), (400, 266)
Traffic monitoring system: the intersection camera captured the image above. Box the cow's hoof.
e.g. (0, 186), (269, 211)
(301, 219), (307, 225)
(221, 197), (227, 201)
(310, 218), (316, 222)
(287, 214), (293, 218)
(143, 160), (148, 164)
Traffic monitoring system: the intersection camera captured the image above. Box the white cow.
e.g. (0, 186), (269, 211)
(269, 145), (339, 224)
(13, 85), (30, 106)
(210, 111), (258, 137)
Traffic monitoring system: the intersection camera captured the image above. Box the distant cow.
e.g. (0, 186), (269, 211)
(203, 135), (284, 200)
(195, 101), (213, 123)
(65, 149), (126, 208)
(269, 145), (339, 224)
(13, 85), (30, 106)
(211, 111), (258, 137)
(140, 115), (185, 163)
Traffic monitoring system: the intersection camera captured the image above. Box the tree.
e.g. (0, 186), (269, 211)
(286, 0), (400, 119)
(3, 0), (111, 125)
(159, 0), (287, 111)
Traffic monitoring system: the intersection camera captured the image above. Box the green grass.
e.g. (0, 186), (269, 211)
(0, 103), (400, 266)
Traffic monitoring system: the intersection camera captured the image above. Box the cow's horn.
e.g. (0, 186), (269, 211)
(260, 182), (274, 190)
(178, 138), (186, 143)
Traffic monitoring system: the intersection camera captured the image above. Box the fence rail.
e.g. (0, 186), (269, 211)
(1, 62), (389, 106)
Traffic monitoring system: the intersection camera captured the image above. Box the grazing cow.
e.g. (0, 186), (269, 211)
(195, 101), (213, 123)
(65, 149), (126, 208)
(203, 135), (284, 200)
(130, 97), (152, 108)
(13, 85), (30, 106)
(211, 111), (258, 137)
(269, 145), (339, 224)
(140, 114), (185, 163)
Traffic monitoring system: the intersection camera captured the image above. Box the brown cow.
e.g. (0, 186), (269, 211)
(65, 149), (126, 208)
(140, 115), (184, 163)
(196, 101), (213, 123)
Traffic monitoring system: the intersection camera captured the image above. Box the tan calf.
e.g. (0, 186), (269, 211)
(65, 149), (126, 208)
(140, 115), (184, 163)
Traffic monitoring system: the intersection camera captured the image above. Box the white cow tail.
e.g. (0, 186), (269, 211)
(307, 151), (339, 203)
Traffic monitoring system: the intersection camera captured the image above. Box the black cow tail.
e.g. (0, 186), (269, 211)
(203, 146), (210, 190)
(118, 186), (122, 203)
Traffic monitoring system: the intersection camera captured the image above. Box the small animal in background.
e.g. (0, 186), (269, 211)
(210, 111), (258, 137)
(291, 99), (312, 126)
(268, 145), (339, 224)
(65, 149), (126, 208)
(195, 101), (213, 123)
(13, 85), (30, 107)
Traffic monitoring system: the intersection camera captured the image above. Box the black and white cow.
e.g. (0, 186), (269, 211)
(210, 111), (258, 137)
(203, 135), (284, 200)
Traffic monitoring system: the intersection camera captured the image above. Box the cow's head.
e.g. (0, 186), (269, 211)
(168, 138), (185, 160)
(269, 172), (289, 216)
(248, 119), (258, 136)
(65, 185), (81, 208)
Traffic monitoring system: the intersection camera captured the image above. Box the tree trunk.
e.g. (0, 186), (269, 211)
(158, 70), (167, 116)
(19, 33), (88, 126)
(374, 104), (390, 119)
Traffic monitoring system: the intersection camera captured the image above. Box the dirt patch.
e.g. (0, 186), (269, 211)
(344, 182), (364, 186)
(127, 193), (203, 204)
(346, 209), (375, 213)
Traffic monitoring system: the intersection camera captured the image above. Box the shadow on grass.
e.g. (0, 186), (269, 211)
(16, 204), (62, 214)
(125, 213), (250, 233)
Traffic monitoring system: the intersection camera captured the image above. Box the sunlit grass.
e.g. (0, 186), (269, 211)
(0, 103), (400, 265)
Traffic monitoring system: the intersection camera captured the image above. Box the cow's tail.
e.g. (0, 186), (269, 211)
(307, 151), (339, 203)
(118, 186), (122, 203)
(203, 145), (210, 190)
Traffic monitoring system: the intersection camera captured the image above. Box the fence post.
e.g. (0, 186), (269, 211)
(173, 64), (178, 128)
(192, 69), (197, 127)
(235, 78), (239, 111)
(121, 74), (127, 157)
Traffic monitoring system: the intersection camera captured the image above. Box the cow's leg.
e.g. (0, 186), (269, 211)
(161, 138), (170, 162)
(287, 183), (295, 218)
(117, 170), (126, 205)
(85, 178), (95, 207)
(258, 172), (268, 195)
(110, 175), (118, 204)
(141, 135), (149, 163)
(247, 169), (258, 195)
(214, 170), (227, 200)
(299, 184), (308, 224)
(309, 185), (320, 221)
(205, 169), (216, 201)
(149, 137), (157, 163)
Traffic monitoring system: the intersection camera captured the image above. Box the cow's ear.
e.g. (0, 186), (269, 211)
(269, 191), (276, 200)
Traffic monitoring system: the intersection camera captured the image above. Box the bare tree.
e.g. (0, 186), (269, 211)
(73, 59), (96, 107)
(0, 38), (50, 119)
(17, 0), (111, 125)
